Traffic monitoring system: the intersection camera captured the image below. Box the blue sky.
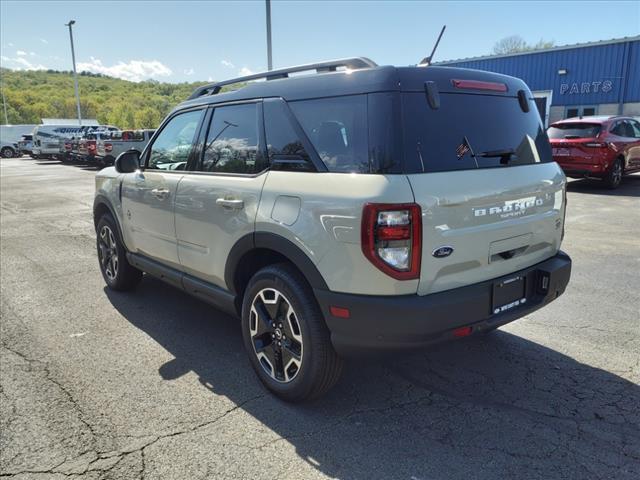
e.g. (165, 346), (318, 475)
(1, 0), (639, 83)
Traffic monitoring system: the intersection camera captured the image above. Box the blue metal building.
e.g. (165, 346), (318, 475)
(437, 36), (640, 126)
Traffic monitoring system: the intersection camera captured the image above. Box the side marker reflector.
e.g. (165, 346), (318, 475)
(453, 326), (472, 337)
(330, 306), (351, 319)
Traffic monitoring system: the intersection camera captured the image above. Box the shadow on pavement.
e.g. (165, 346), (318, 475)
(106, 276), (639, 479)
(567, 173), (640, 198)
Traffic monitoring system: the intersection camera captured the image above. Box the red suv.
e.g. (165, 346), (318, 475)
(548, 116), (640, 189)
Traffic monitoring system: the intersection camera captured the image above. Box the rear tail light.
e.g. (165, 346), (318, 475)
(452, 79), (508, 92)
(361, 203), (422, 280)
(105, 143), (113, 152)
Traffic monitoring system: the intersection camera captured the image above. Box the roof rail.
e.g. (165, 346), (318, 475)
(187, 57), (378, 100)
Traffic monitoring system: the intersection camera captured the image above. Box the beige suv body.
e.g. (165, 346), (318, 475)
(94, 58), (572, 400)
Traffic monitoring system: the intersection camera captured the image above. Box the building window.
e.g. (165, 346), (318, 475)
(565, 106), (597, 119)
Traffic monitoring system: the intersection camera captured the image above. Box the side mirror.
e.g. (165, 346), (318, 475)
(114, 149), (141, 173)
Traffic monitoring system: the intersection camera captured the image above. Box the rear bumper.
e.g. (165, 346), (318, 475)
(555, 159), (608, 177)
(315, 251), (571, 356)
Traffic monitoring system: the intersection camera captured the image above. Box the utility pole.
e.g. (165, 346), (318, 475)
(265, 0), (273, 70)
(65, 20), (82, 126)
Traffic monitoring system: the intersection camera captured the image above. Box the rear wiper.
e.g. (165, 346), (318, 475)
(478, 148), (517, 164)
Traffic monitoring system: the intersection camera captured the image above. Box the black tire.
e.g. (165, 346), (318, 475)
(241, 263), (343, 402)
(1, 147), (16, 158)
(604, 158), (623, 189)
(96, 213), (142, 291)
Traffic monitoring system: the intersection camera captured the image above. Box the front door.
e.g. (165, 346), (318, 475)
(175, 102), (268, 288)
(121, 108), (205, 267)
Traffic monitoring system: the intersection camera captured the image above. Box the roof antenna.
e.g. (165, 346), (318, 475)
(419, 25), (446, 66)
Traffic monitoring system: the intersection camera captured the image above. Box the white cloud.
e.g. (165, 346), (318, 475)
(221, 60), (234, 68)
(39, 38), (48, 44)
(76, 57), (172, 82)
(207, 76), (214, 82)
(1, 55), (47, 70)
(16, 50), (27, 56)
(238, 66), (254, 76)
(183, 68), (195, 76)
(7, 42), (14, 47)
(29, 52), (36, 56)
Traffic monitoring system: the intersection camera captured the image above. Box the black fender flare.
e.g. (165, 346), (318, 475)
(224, 232), (328, 295)
(93, 194), (125, 243)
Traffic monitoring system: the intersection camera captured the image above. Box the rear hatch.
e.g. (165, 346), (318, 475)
(399, 68), (566, 295)
(547, 122), (605, 164)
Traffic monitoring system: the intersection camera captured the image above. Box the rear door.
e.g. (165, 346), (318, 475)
(121, 108), (205, 268)
(175, 101), (268, 288)
(401, 88), (566, 296)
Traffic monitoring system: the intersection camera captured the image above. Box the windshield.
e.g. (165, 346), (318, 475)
(402, 92), (552, 173)
(547, 123), (601, 139)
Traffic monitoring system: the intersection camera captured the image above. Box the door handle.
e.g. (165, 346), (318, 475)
(216, 198), (244, 210)
(151, 188), (170, 200)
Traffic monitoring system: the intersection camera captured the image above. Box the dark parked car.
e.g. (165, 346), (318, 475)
(548, 116), (640, 188)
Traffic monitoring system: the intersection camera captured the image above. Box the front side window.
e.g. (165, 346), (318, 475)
(200, 103), (264, 174)
(289, 95), (368, 173)
(147, 109), (203, 170)
(629, 120), (640, 138)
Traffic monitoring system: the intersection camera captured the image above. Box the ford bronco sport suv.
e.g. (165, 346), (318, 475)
(94, 58), (572, 401)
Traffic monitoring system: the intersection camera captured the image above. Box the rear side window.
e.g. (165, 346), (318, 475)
(289, 95), (368, 173)
(200, 103), (265, 174)
(402, 92), (552, 173)
(263, 99), (313, 172)
(548, 123), (601, 139)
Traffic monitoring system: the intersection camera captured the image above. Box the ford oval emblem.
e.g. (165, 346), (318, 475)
(432, 246), (454, 258)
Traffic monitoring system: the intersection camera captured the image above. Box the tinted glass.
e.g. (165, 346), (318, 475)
(629, 120), (640, 138)
(368, 92), (402, 173)
(200, 103), (263, 174)
(263, 99), (313, 172)
(582, 107), (596, 116)
(289, 95), (368, 173)
(148, 109), (203, 170)
(548, 123), (601, 139)
(610, 122), (626, 137)
(566, 108), (579, 119)
(402, 92), (552, 173)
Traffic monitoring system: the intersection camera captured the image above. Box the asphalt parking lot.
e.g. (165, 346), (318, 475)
(1, 156), (638, 480)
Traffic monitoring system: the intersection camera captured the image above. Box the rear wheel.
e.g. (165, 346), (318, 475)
(241, 264), (343, 402)
(604, 158), (623, 189)
(96, 214), (142, 291)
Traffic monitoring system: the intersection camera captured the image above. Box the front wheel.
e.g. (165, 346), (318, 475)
(241, 264), (343, 402)
(604, 158), (623, 189)
(96, 214), (142, 291)
(1, 147), (15, 158)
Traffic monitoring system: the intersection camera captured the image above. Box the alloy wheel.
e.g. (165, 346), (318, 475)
(612, 161), (622, 186)
(98, 225), (119, 281)
(250, 288), (303, 383)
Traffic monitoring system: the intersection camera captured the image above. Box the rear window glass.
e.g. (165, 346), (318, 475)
(547, 123), (601, 139)
(402, 92), (552, 173)
(289, 95), (369, 173)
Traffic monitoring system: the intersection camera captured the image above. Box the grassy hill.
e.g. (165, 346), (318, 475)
(0, 68), (213, 129)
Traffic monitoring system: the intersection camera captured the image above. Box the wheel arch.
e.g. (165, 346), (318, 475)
(225, 232), (328, 300)
(93, 195), (125, 242)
